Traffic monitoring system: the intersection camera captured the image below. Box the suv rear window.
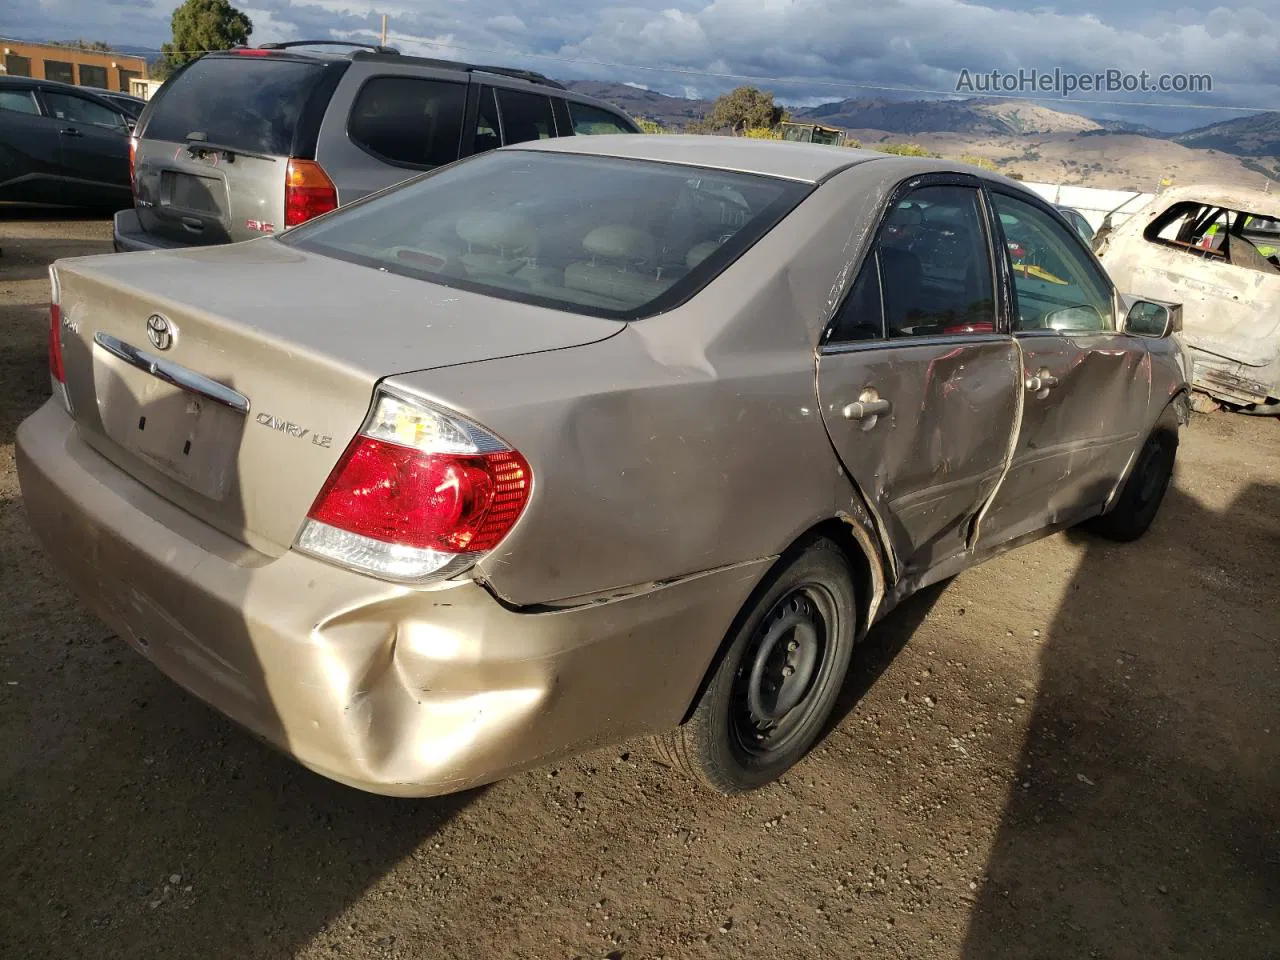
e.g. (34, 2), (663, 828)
(142, 56), (328, 155)
(279, 150), (809, 319)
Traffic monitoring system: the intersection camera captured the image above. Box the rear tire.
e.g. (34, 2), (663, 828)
(654, 538), (857, 794)
(1087, 407), (1179, 543)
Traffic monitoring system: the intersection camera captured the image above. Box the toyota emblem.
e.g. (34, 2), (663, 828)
(146, 314), (177, 351)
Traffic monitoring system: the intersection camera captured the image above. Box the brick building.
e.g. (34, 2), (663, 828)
(1, 39), (148, 94)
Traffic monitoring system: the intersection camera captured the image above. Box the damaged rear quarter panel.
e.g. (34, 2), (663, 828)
(381, 162), (907, 608)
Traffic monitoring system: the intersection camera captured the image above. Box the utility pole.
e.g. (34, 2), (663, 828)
(381, 14), (388, 46)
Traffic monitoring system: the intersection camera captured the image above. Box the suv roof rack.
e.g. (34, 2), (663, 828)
(256, 40), (400, 55)
(471, 65), (567, 90)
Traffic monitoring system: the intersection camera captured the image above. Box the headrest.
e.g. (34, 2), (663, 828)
(886, 204), (923, 226)
(583, 225), (657, 263)
(456, 212), (534, 252)
(686, 240), (721, 268)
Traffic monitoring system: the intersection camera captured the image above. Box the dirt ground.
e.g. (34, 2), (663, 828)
(1, 211), (1277, 960)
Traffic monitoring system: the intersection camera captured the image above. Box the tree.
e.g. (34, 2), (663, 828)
(700, 86), (785, 134)
(60, 39), (113, 52)
(159, 0), (253, 75)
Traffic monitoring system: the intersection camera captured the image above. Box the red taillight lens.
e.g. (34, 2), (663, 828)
(128, 136), (137, 196)
(48, 302), (65, 382)
(296, 392), (532, 582)
(284, 158), (338, 227)
(308, 438), (530, 554)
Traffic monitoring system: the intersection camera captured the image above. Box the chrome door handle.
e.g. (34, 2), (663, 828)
(842, 398), (892, 420)
(1025, 373), (1059, 392)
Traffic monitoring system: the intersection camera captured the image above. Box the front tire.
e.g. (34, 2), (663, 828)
(655, 538), (857, 794)
(1087, 407), (1179, 542)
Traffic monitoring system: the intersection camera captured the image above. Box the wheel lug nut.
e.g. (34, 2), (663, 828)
(782, 665), (795, 678)
(787, 640), (798, 652)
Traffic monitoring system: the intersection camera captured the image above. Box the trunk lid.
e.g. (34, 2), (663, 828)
(55, 240), (623, 556)
(133, 54), (343, 246)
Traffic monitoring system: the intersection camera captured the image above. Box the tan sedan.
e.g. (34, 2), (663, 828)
(17, 135), (1189, 797)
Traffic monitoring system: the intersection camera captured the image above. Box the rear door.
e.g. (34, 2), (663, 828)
(37, 88), (131, 207)
(0, 84), (64, 204)
(974, 188), (1151, 548)
(817, 176), (1020, 578)
(133, 53), (343, 245)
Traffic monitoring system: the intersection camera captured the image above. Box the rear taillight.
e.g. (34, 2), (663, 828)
(296, 392), (532, 582)
(128, 136), (137, 196)
(284, 158), (338, 227)
(48, 266), (71, 414)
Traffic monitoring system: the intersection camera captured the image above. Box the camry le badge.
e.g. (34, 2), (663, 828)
(146, 314), (177, 351)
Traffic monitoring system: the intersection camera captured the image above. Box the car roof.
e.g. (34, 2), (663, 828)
(0, 74), (122, 102)
(509, 134), (945, 183)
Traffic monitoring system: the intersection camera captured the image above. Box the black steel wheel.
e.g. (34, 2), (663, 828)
(654, 537), (857, 794)
(1087, 405), (1179, 543)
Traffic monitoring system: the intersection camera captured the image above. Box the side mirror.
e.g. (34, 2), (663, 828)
(1124, 299), (1182, 338)
(1043, 303), (1106, 332)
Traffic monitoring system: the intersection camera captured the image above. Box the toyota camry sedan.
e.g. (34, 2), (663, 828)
(17, 135), (1189, 797)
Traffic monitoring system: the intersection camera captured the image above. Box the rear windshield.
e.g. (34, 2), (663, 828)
(278, 150), (810, 319)
(141, 56), (326, 155)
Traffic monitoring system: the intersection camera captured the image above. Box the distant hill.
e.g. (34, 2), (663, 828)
(559, 81), (715, 129)
(796, 96), (1162, 137)
(1173, 112), (1280, 158)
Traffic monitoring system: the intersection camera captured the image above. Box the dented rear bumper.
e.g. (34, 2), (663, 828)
(17, 399), (766, 796)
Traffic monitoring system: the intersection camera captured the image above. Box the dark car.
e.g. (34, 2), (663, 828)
(0, 75), (135, 209)
(1055, 204), (1096, 244)
(114, 41), (643, 252)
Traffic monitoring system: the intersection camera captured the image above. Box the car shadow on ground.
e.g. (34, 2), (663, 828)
(961, 481), (1280, 958)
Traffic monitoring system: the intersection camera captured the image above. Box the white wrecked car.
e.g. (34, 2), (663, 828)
(1097, 184), (1280, 416)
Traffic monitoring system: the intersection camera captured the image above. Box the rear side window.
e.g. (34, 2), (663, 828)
(281, 150), (809, 320)
(142, 56), (327, 155)
(496, 88), (556, 144)
(568, 102), (637, 135)
(0, 90), (39, 115)
(348, 76), (466, 168)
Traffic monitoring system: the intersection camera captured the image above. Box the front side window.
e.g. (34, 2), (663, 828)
(568, 101), (637, 135)
(348, 76), (466, 168)
(496, 88), (556, 144)
(281, 150), (809, 319)
(41, 91), (126, 131)
(993, 192), (1115, 332)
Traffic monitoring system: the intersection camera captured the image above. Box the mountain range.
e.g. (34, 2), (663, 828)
(561, 82), (1275, 159)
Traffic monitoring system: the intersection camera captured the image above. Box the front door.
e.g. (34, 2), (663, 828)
(974, 190), (1152, 548)
(817, 179), (1021, 578)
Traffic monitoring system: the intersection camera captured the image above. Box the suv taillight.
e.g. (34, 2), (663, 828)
(48, 266), (71, 414)
(128, 136), (137, 196)
(296, 392), (532, 582)
(284, 158), (338, 227)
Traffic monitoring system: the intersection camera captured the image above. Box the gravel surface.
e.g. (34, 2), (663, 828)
(2, 211), (1277, 960)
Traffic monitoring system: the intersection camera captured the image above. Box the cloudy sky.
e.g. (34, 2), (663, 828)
(8, 0), (1279, 130)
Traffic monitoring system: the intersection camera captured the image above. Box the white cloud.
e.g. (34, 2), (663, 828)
(6, 0), (1275, 129)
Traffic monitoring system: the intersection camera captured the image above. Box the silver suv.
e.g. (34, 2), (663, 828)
(114, 41), (642, 252)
